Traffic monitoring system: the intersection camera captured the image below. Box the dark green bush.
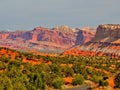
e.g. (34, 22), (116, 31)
(72, 74), (84, 86)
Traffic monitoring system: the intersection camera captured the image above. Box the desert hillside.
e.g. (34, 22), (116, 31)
(0, 47), (119, 90)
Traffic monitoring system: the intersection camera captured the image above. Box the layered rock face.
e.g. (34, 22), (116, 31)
(0, 26), (95, 53)
(91, 24), (120, 42)
(75, 28), (96, 45)
(79, 24), (120, 56)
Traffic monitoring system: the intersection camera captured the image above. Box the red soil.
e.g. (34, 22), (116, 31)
(107, 77), (115, 88)
(60, 64), (73, 67)
(64, 49), (98, 56)
(22, 58), (43, 65)
(64, 77), (73, 85)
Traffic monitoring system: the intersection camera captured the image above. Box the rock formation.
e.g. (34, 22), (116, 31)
(0, 26), (95, 53)
(77, 24), (120, 56)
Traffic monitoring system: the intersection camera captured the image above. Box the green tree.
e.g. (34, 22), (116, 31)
(28, 73), (46, 90)
(13, 82), (27, 90)
(79, 67), (88, 79)
(12, 74), (29, 90)
(72, 74), (84, 86)
(52, 77), (64, 89)
(99, 80), (108, 86)
(0, 56), (10, 63)
(46, 73), (53, 87)
(7, 60), (22, 71)
(50, 64), (61, 74)
(0, 61), (6, 70)
(115, 73), (120, 88)
(6, 67), (22, 79)
(72, 63), (81, 73)
(0, 75), (13, 90)
(92, 75), (103, 83)
(62, 66), (74, 77)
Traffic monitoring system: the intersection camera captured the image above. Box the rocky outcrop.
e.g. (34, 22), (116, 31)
(52, 25), (77, 33)
(0, 26), (96, 53)
(31, 26), (77, 46)
(75, 27), (96, 45)
(91, 24), (120, 43)
(78, 24), (120, 56)
(0, 32), (9, 40)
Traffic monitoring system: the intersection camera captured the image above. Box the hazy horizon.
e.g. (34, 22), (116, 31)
(0, 0), (120, 30)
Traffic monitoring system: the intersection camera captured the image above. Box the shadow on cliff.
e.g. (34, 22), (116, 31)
(75, 30), (84, 45)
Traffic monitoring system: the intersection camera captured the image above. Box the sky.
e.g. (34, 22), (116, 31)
(0, 0), (120, 30)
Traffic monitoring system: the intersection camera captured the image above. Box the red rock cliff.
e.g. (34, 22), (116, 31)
(78, 24), (120, 56)
(0, 26), (96, 53)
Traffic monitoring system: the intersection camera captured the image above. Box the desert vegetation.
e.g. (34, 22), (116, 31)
(0, 47), (120, 90)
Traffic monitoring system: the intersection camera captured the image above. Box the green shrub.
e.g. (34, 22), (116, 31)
(52, 77), (64, 89)
(0, 61), (6, 70)
(0, 75), (13, 90)
(92, 75), (103, 83)
(72, 74), (84, 86)
(99, 80), (108, 86)
(115, 73), (120, 88)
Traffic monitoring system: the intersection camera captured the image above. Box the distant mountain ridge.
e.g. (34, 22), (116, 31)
(64, 24), (120, 57)
(0, 25), (96, 53)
